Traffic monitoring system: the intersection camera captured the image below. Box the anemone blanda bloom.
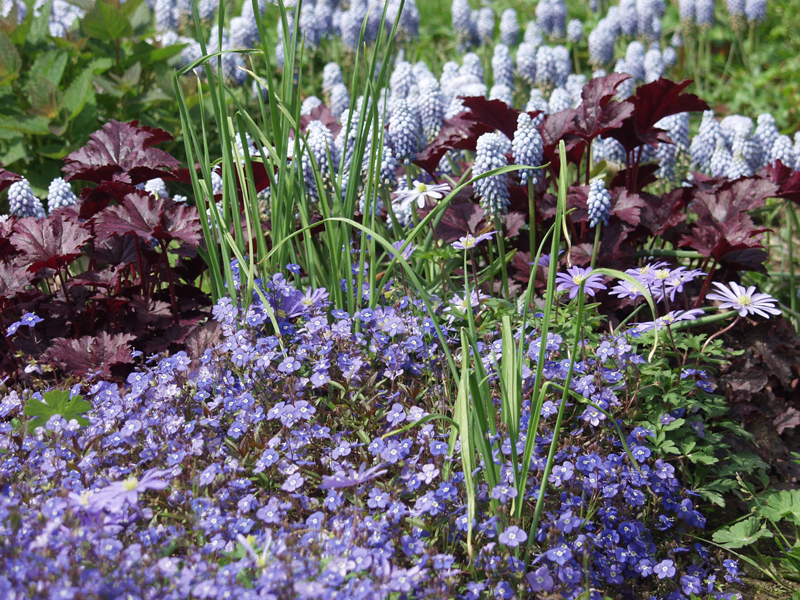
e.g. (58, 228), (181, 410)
(556, 266), (607, 299)
(452, 231), (496, 250)
(636, 309), (705, 332)
(706, 281), (781, 318)
(394, 180), (451, 210)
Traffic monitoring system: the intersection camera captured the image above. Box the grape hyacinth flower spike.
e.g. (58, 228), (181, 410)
(512, 113), (544, 187)
(8, 178), (46, 219)
(473, 132), (511, 216)
(587, 179), (612, 227)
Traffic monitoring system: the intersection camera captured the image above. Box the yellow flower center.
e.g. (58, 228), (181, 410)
(572, 274), (587, 285)
(737, 295), (751, 306)
(414, 182), (428, 193)
(122, 476), (139, 492)
(654, 269), (670, 280)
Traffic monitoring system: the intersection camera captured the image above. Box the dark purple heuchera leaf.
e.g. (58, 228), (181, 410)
(95, 191), (202, 248)
(609, 79), (708, 153)
(0, 164), (22, 194)
(0, 261), (33, 300)
(571, 74), (635, 142)
(611, 189), (648, 227)
(639, 188), (690, 238)
(539, 110), (582, 172)
(434, 200), (486, 242)
(63, 120), (180, 186)
(679, 176), (776, 269)
(681, 217), (769, 268)
(760, 161), (800, 205)
(79, 181), (140, 221)
(459, 96), (521, 139)
(503, 212), (526, 238)
(44, 332), (136, 377)
(414, 112), (493, 176)
(11, 216), (91, 273)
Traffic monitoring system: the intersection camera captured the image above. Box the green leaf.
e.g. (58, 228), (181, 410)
(759, 489), (800, 524)
(29, 50), (68, 86)
(23, 390), (91, 429)
(712, 517), (773, 549)
(0, 29), (21, 83)
(81, 0), (133, 41)
(0, 114), (52, 136)
(26, 0), (53, 45)
(63, 67), (96, 119)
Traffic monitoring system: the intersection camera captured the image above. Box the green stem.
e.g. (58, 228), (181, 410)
(589, 223), (602, 269)
(494, 216), (510, 300)
(528, 179), (536, 260)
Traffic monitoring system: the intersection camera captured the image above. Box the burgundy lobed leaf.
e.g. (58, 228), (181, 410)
(609, 78), (708, 154)
(459, 96), (522, 139)
(11, 216), (91, 273)
(0, 163), (22, 194)
(0, 261), (33, 301)
(43, 332), (136, 377)
(63, 120), (180, 186)
(572, 74), (635, 142)
(95, 191), (202, 248)
(414, 112), (493, 176)
(434, 200), (486, 243)
(610, 189), (648, 227)
(503, 212), (526, 238)
(761, 160), (800, 205)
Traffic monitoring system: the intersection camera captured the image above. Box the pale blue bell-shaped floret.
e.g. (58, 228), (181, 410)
(753, 113), (779, 168)
(330, 83), (350, 119)
(690, 110), (720, 171)
(663, 46), (677, 67)
(418, 78), (444, 143)
(588, 20), (616, 66)
(745, 0), (765, 21)
(696, 0), (715, 27)
(47, 177), (78, 213)
(452, 0), (474, 44)
(587, 179), (612, 227)
(489, 84), (514, 107)
(461, 52), (484, 82)
(679, 0), (696, 23)
(619, 0), (639, 35)
(643, 47), (664, 83)
(491, 44), (514, 88)
(301, 96), (323, 116)
(499, 8), (519, 46)
(524, 20), (544, 46)
(512, 112), (544, 186)
(549, 87), (573, 113)
(322, 63), (344, 96)
(565, 74), (587, 107)
(390, 60), (415, 100)
(388, 99), (420, 164)
(516, 42), (538, 85)
(473, 132), (512, 216)
(476, 7), (494, 43)
(769, 135), (794, 167)
(567, 19), (583, 43)
(8, 179), (46, 219)
(625, 41), (646, 81)
(709, 135), (733, 177)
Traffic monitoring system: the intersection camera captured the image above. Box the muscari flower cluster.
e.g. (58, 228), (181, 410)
(0, 264), (744, 599)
